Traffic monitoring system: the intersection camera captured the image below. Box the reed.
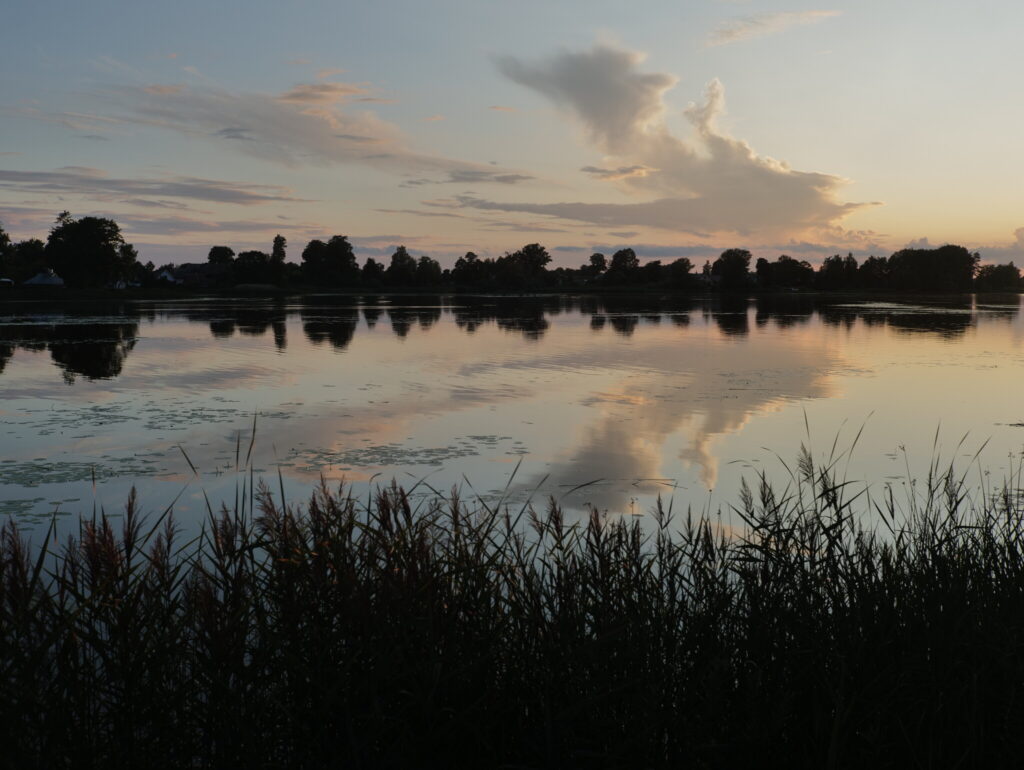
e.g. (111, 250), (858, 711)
(2, 448), (1024, 768)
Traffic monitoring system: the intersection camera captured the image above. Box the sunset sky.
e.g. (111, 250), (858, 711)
(3, 0), (1023, 267)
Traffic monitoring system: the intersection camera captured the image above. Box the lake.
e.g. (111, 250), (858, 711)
(1, 293), (1022, 536)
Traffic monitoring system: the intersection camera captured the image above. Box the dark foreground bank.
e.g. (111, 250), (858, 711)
(3, 455), (1024, 769)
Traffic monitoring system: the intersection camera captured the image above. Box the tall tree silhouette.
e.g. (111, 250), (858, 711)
(302, 236), (358, 286)
(386, 246), (418, 287)
(44, 212), (138, 287)
(711, 249), (751, 291)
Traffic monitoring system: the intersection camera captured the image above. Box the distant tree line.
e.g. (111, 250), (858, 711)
(1, 213), (1022, 292)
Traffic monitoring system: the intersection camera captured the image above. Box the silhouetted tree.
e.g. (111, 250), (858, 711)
(606, 248), (640, 283)
(493, 243), (552, 289)
(416, 255), (443, 286)
(208, 246), (235, 265)
(640, 259), (663, 284)
(817, 255), (845, 290)
(711, 249), (751, 291)
(44, 212), (138, 287)
(888, 245), (978, 291)
(668, 257), (693, 289)
(386, 246), (418, 287)
(269, 235), (287, 285)
(581, 252), (607, 280)
(755, 257), (772, 287)
(771, 255), (815, 288)
(858, 255), (889, 289)
(361, 257), (385, 286)
(975, 262), (1021, 291)
(235, 250), (272, 283)
(2, 236), (45, 283)
(301, 235), (358, 286)
(453, 252), (486, 285)
(514, 243), (552, 275)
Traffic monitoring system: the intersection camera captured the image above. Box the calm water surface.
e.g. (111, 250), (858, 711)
(2, 294), (1022, 535)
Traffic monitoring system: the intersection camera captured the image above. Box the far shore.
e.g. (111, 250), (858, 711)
(1, 285), (1022, 304)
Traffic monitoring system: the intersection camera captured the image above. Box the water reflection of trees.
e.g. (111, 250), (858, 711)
(0, 295), (1020, 383)
(207, 306), (288, 351)
(0, 321), (139, 382)
(301, 308), (360, 350)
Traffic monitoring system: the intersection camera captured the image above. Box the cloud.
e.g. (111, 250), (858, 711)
(277, 82), (369, 104)
(334, 133), (380, 143)
(214, 126), (255, 141)
(373, 208), (467, 219)
(974, 228), (1024, 264)
(708, 11), (842, 47)
(423, 114), (445, 122)
(497, 45), (675, 153)
(581, 164), (652, 180)
(0, 167), (307, 205)
(400, 170), (534, 188)
(316, 67), (345, 79)
(122, 198), (190, 210)
(96, 83), (529, 184)
(114, 214), (314, 236)
(489, 105), (516, 112)
(480, 219), (569, 233)
(492, 44), (869, 238)
(447, 170), (533, 184)
(143, 84), (185, 96)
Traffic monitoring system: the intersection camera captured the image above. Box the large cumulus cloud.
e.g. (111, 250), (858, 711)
(475, 44), (871, 239)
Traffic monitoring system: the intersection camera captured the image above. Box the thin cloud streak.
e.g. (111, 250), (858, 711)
(708, 11), (842, 47)
(0, 167), (308, 205)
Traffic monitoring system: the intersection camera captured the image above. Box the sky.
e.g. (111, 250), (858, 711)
(3, 0), (1024, 268)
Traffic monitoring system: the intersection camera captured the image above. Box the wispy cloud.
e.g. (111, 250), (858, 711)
(0, 167), (307, 205)
(374, 208), (467, 219)
(581, 164), (652, 181)
(708, 11), (842, 47)
(80, 82), (532, 185)
(489, 105), (516, 112)
(400, 169), (534, 188)
(142, 84), (185, 96)
(277, 81), (369, 104)
(114, 214), (314, 236)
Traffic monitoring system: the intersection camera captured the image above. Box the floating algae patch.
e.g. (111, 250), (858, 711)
(9, 403), (140, 436)
(141, 404), (294, 431)
(287, 435), (528, 472)
(0, 457), (164, 488)
(0, 498), (47, 517)
(142, 405), (248, 431)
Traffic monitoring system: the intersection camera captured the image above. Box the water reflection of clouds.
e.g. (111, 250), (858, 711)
(515, 326), (838, 511)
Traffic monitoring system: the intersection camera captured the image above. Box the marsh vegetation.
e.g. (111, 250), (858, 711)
(3, 447), (1024, 768)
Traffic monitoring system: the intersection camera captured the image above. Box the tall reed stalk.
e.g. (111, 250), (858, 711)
(2, 449), (1024, 768)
